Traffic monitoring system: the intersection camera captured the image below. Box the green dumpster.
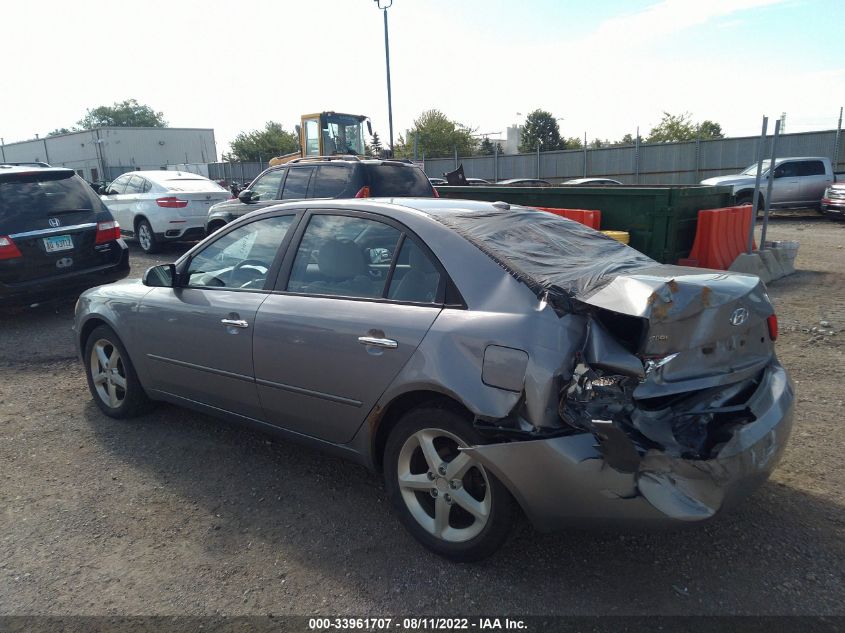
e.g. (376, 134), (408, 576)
(434, 185), (733, 264)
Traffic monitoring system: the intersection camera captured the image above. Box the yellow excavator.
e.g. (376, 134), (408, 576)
(269, 111), (373, 166)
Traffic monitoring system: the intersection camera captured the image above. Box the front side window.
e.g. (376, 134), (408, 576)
(106, 174), (131, 195)
(250, 170), (285, 201)
(286, 214), (401, 299)
(774, 163), (798, 178)
(186, 215), (295, 289)
(124, 175), (144, 194)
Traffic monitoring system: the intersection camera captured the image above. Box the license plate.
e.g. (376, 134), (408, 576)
(44, 234), (73, 253)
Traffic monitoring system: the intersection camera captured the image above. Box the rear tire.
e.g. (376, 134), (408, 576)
(136, 218), (160, 254)
(84, 325), (151, 419)
(384, 406), (515, 562)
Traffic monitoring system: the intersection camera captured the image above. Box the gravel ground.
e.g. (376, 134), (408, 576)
(1, 222), (843, 617)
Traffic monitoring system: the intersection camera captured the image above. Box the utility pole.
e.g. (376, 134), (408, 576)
(374, 1), (394, 155)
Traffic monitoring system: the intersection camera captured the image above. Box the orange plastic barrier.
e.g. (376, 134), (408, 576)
(533, 207), (601, 230)
(677, 205), (756, 270)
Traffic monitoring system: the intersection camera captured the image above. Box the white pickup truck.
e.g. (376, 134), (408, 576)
(701, 156), (843, 210)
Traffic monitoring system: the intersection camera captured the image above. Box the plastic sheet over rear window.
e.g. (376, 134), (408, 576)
(431, 206), (656, 309)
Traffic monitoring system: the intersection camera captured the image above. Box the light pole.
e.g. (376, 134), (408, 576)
(374, 0), (394, 155)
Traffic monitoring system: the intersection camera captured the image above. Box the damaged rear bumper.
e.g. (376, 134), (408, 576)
(463, 361), (793, 530)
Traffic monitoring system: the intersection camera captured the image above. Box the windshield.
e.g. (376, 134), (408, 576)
(741, 160), (771, 176)
(323, 114), (366, 156)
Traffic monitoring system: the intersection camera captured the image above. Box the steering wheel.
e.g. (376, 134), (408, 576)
(230, 259), (269, 287)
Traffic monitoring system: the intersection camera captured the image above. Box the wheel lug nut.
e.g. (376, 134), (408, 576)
(449, 480), (460, 490)
(430, 489), (439, 498)
(437, 465), (447, 476)
(427, 471), (435, 481)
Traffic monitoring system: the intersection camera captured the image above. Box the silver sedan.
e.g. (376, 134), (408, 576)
(73, 198), (793, 561)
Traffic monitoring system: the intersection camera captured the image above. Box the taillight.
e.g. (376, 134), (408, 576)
(767, 314), (778, 341)
(95, 220), (120, 244)
(354, 186), (370, 198)
(0, 235), (23, 260)
(156, 196), (189, 208)
(432, 186), (440, 198)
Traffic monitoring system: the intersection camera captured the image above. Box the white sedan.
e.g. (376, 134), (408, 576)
(101, 171), (231, 253)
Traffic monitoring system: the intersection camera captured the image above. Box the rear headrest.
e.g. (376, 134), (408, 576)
(317, 239), (366, 279)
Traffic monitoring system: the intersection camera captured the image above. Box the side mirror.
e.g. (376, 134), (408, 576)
(238, 189), (255, 203)
(142, 264), (176, 288)
(366, 119), (373, 136)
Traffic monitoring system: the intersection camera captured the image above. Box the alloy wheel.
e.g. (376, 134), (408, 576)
(138, 223), (152, 251)
(89, 339), (127, 409)
(396, 428), (491, 543)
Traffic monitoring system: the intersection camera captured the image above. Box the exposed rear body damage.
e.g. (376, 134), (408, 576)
(423, 205), (794, 527)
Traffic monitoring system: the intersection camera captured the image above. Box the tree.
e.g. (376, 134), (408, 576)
(394, 109), (477, 159)
(479, 137), (495, 155)
(78, 99), (167, 129)
(697, 120), (724, 139)
(519, 109), (565, 152)
(224, 121), (299, 162)
(370, 132), (383, 157)
(646, 112), (725, 143)
(47, 128), (73, 136)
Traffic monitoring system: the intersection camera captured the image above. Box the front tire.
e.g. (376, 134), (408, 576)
(384, 406), (515, 562)
(736, 192), (764, 213)
(136, 218), (160, 254)
(84, 325), (151, 419)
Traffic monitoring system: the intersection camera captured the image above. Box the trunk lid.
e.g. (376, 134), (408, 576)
(580, 266), (775, 396)
(172, 192), (232, 218)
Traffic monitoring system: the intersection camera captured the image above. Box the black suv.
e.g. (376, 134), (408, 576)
(206, 157), (436, 233)
(0, 166), (129, 306)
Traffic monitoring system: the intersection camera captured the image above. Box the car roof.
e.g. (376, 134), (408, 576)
(249, 197), (517, 222)
(0, 165), (75, 179)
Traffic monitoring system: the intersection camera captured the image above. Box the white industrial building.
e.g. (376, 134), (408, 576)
(0, 127), (217, 182)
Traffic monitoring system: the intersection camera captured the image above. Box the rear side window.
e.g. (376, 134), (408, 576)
(367, 165), (434, 197)
(311, 165), (354, 198)
(0, 173), (102, 230)
(387, 238), (442, 303)
(797, 161), (825, 176)
(282, 167), (313, 199)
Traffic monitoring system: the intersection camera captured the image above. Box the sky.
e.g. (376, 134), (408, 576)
(1, 0), (843, 159)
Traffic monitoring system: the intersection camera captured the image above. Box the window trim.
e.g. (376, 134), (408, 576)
(270, 208), (461, 308)
(176, 210), (304, 293)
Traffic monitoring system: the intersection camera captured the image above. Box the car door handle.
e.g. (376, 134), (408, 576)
(221, 318), (249, 328)
(358, 336), (398, 349)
